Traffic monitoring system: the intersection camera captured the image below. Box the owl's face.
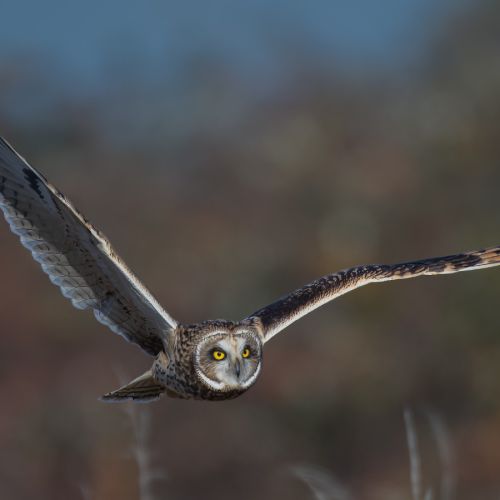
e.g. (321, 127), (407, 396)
(194, 326), (262, 393)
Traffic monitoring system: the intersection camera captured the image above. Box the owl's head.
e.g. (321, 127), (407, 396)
(193, 321), (263, 393)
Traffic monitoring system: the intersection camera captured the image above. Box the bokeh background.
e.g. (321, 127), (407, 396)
(1, 1), (500, 499)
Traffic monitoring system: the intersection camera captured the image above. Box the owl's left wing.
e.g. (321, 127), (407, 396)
(0, 136), (177, 356)
(246, 246), (500, 342)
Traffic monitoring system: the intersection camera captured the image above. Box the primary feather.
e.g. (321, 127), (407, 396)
(0, 136), (177, 356)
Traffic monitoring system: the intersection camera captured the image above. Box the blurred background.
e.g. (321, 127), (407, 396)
(1, 0), (500, 498)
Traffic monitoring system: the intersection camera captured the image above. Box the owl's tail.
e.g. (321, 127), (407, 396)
(100, 370), (165, 403)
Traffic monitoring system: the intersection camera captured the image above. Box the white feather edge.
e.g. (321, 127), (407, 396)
(260, 278), (368, 343)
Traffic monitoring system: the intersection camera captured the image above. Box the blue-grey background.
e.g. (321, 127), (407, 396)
(1, 1), (500, 499)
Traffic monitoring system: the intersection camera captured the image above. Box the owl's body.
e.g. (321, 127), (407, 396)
(1, 135), (500, 403)
(141, 319), (262, 401)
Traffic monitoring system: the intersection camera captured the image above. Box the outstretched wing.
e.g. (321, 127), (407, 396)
(247, 246), (500, 342)
(0, 136), (177, 356)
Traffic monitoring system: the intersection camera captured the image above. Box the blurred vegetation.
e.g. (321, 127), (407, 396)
(1, 2), (500, 499)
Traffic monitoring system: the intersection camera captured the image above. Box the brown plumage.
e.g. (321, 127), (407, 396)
(1, 135), (499, 402)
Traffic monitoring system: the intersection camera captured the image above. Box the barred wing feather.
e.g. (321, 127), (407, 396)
(0, 137), (177, 356)
(248, 246), (500, 342)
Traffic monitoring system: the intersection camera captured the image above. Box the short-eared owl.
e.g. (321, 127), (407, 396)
(1, 137), (499, 402)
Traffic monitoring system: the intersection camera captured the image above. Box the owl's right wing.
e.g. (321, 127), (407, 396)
(246, 246), (500, 342)
(0, 136), (177, 356)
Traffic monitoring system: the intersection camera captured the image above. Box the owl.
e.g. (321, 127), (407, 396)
(1, 136), (499, 402)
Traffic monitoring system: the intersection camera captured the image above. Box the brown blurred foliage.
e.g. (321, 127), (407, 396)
(1, 2), (500, 499)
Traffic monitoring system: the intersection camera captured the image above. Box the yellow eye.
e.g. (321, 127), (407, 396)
(212, 350), (226, 361)
(242, 348), (251, 358)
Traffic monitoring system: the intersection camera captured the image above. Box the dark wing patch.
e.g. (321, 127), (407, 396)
(23, 167), (45, 199)
(247, 246), (500, 342)
(0, 136), (178, 356)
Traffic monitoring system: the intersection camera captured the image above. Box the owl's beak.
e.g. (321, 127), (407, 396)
(235, 359), (241, 379)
